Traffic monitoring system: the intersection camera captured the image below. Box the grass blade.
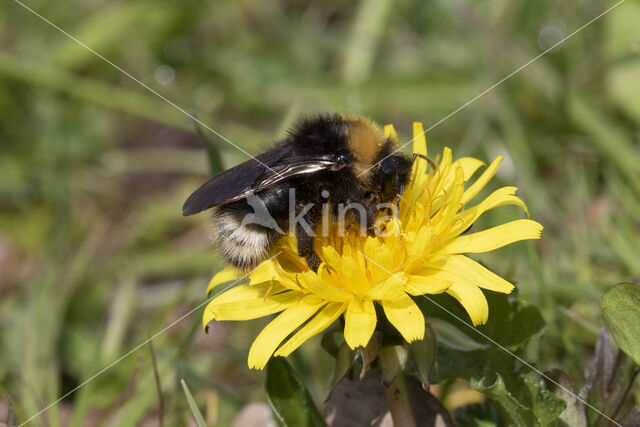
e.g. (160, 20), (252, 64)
(180, 379), (208, 427)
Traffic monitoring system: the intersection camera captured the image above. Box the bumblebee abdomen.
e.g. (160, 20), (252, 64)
(211, 206), (276, 271)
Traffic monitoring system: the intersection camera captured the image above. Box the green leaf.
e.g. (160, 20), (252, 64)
(429, 293), (546, 390)
(453, 402), (502, 427)
(419, 292), (545, 350)
(320, 323), (343, 357)
(476, 293), (546, 348)
(600, 282), (640, 365)
(379, 345), (409, 387)
(180, 379), (208, 427)
(409, 324), (437, 389)
(265, 357), (327, 427)
(328, 343), (356, 397)
(521, 371), (566, 427)
(472, 374), (535, 427)
(429, 317), (489, 352)
(544, 369), (587, 427)
(360, 331), (382, 379)
(472, 371), (566, 427)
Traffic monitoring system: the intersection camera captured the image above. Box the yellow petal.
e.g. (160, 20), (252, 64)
(248, 296), (326, 369)
(442, 219), (543, 254)
(446, 282), (489, 326)
(421, 153), (455, 216)
(318, 263), (341, 289)
(299, 270), (352, 302)
(382, 293), (425, 342)
(404, 275), (452, 295)
(437, 255), (514, 293)
(208, 281), (277, 306)
(248, 261), (278, 286)
(364, 236), (384, 272)
(433, 167), (465, 237)
(461, 156), (502, 205)
(341, 256), (370, 295)
(368, 273), (406, 301)
(439, 152), (469, 197)
(207, 266), (242, 296)
(416, 256), (514, 294)
(384, 124), (398, 141)
(365, 243), (394, 283)
(203, 282), (291, 328)
(384, 217), (402, 238)
(426, 149), (454, 214)
(278, 250), (308, 272)
(275, 302), (347, 357)
(364, 235), (383, 255)
(412, 122), (427, 157)
(205, 291), (299, 322)
(446, 187), (528, 238)
(321, 245), (343, 268)
(408, 123), (429, 198)
(452, 157), (486, 182)
(271, 266), (302, 291)
(440, 147), (453, 170)
(344, 298), (377, 348)
(405, 227), (435, 271)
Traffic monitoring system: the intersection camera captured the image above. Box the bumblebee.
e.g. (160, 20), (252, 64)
(183, 114), (412, 271)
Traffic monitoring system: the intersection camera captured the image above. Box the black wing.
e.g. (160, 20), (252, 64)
(183, 144), (293, 216)
(182, 145), (342, 216)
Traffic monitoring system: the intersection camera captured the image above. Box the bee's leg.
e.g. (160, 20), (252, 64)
(305, 252), (322, 272)
(295, 203), (322, 272)
(363, 192), (379, 236)
(395, 185), (404, 217)
(412, 153), (437, 170)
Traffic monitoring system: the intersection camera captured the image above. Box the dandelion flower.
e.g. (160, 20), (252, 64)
(203, 122), (543, 369)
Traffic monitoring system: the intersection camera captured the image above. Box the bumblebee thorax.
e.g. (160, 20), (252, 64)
(344, 115), (385, 178)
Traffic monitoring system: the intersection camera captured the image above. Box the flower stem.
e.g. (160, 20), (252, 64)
(384, 373), (417, 427)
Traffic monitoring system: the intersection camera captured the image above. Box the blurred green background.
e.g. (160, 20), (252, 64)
(1, 0), (639, 425)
